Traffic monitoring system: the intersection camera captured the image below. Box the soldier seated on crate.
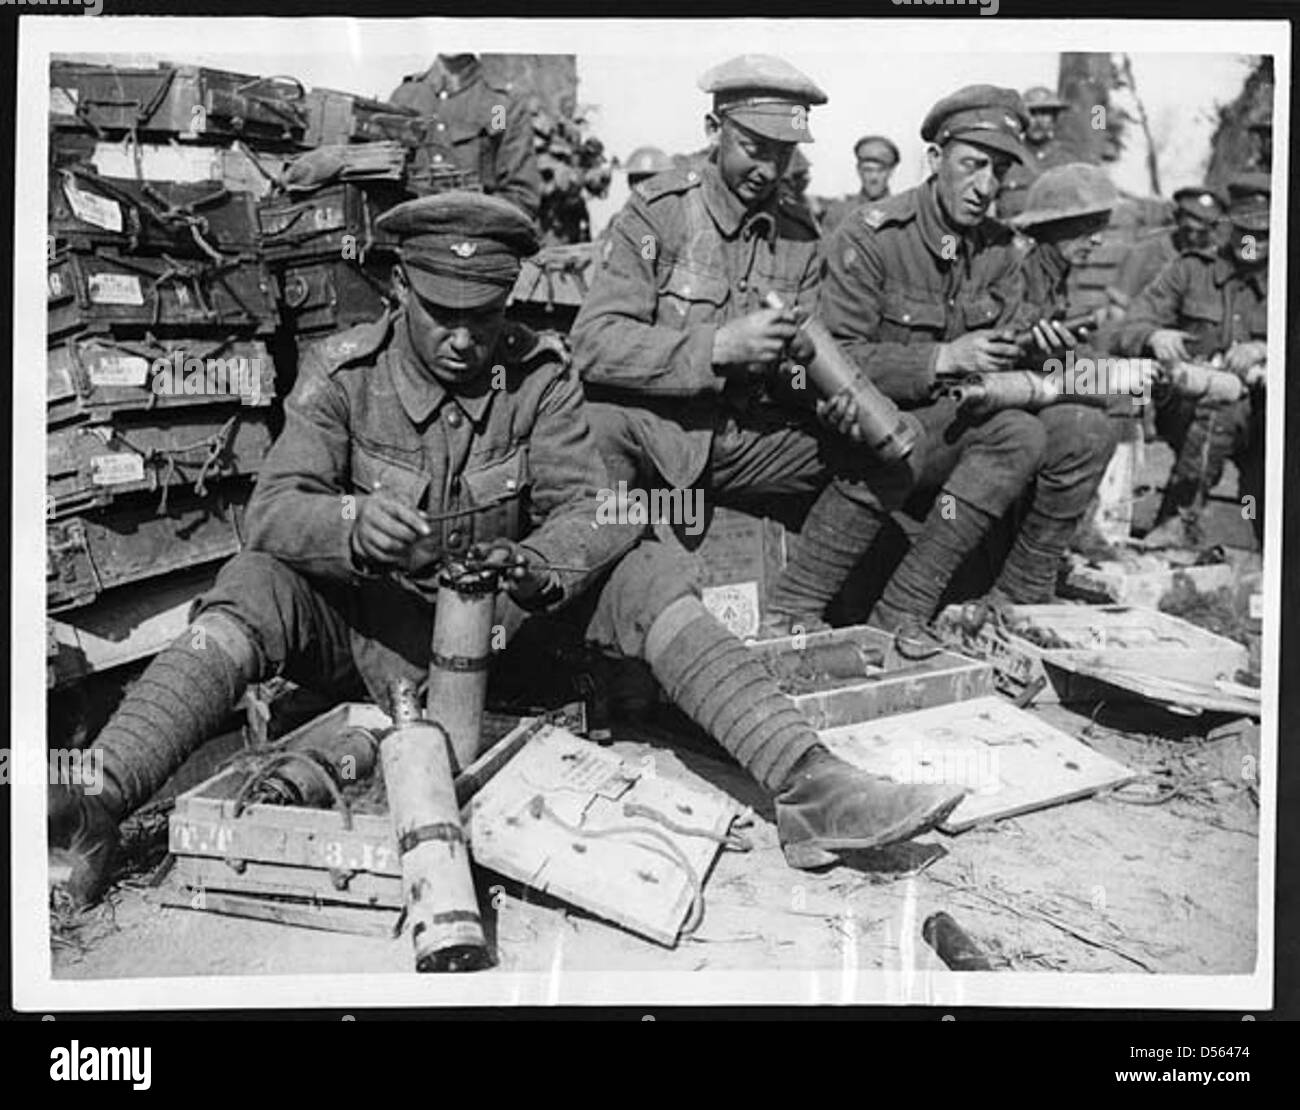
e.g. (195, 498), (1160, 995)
(1116, 173), (1270, 550)
(389, 52), (542, 219)
(816, 87), (1117, 654)
(570, 54), (924, 639)
(48, 193), (967, 908)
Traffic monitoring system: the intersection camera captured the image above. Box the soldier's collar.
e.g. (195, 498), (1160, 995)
(701, 160), (778, 241)
(423, 55), (482, 96)
(918, 177), (968, 260)
(390, 313), (495, 426)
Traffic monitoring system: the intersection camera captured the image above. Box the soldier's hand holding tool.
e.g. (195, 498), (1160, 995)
(352, 487), (432, 568)
(713, 306), (801, 367)
(1148, 328), (1193, 364)
(934, 328), (1021, 376)
(469, 539), (558, 607)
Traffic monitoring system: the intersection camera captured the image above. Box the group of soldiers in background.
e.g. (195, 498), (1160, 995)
(50, 52), (1273, 910)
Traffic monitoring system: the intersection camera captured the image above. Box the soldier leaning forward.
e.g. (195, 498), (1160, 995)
(1109, 185), (1225, 311)
(1117, 173), (1270, 548)
(819, 85), (1117, 654)
(570, 54), (924, 639)
(48, 193), (965, 907)
(390, 52), (542, 218)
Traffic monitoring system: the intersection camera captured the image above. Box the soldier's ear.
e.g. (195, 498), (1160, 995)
(924, 143), (943, 177)
(704, 113), (721, 143)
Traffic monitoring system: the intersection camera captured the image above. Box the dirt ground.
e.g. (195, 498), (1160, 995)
(49, 443), (1265, 985)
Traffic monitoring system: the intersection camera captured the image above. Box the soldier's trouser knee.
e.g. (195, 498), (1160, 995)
(909, 400), (1046, 517)
(192, 550), (361, 693)
(583, 539), (704, 660)
(584, 400), (654, 486)
(1031, 404), (1119, 521)
(1156, 394), (1248, 493)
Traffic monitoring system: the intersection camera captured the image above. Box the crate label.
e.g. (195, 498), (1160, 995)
(62, 181), (124, 233)
(1249, 593), (1263, 621)
(87, 272), (144, 306)
(86, 352), (150, 387)
(319, 838), (397, 874)
(90, 453), (145, 486)
(47, 271), (65, 299)
(50, 87), (79, 116)
(702, 581), (760, 639)
(171, 819), (235, 856)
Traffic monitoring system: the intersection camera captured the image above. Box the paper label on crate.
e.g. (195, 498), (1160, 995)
(86, 353), (151, 387)
(62, 181), (124, 233)
(1249, 593), (1263, 621)
(87, 272), (144, 306)
(50, 87), (79, 116)
(702, 581), (760, 639)
(90, 453), (145, 486)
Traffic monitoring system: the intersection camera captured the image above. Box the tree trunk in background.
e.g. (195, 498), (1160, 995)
(1206, 56), (1273, 189)
(1055, 52), (1124, 167)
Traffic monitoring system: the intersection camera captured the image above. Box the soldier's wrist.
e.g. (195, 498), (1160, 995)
(348, 526), (383, 579)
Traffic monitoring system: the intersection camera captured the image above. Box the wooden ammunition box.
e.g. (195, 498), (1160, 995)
(746, 624), (995, 730)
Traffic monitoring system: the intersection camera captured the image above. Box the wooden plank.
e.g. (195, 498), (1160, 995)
(817, 695), (1135, 832)
(159, 887), (400, 938)
(935, 603), (1248, 706)
(466, 725), (742, 947)
(48, 565), (218, 686)
(173, 854), (403, 908)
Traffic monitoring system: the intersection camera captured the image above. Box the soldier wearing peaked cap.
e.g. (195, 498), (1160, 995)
(819, 85), (1118, 650)
(998, 84), (1075, 220)
(48, 185), (962, 901)
(389, 53), (542, 218)
(1118, 172), (1270, 549)
(821, 135), (902, 236)
(571, 55), (966, 866)
(1111, 185), (1226, 310)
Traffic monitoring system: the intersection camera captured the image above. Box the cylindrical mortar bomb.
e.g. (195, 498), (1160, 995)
(247, 726), (380, 808)
(948, 370), (1061, 415)
(427, 563), (499, 772)
(765, 292), (918, 465)
(765, 640), (885, 684)
(922, 911), (993, 971)
(1165, 362), (1246, 404)
(383, 677), (488, 973)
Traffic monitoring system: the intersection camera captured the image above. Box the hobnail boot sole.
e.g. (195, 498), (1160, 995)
(780, 790), (966, 871)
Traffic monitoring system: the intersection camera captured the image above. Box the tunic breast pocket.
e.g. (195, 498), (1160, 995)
(460, 445), (529, 545)
(959, 293), (1004, 332)
(880, 291), (946, 342)
(659, 266), (729, 329)
(351, 440), (430, 508)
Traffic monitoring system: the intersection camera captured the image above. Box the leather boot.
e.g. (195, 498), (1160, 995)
(48, 612), (261, 908)
(774, 746), (966, 868)
(47, 784), (120, 909)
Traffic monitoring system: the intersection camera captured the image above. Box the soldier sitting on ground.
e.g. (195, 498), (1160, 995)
(1116, 173), (1270, 550)
(48, 192), (966, 907)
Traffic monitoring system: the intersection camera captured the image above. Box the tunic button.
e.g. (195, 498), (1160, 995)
(902, 313), (911, 322)
(447, 530), (464, 549)
(687, 171), (698, 183)
(738, 279), (748, 291)
(446, 408), (462, 427)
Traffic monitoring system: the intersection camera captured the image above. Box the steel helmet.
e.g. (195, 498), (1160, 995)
(1009, 162), (1118, 229)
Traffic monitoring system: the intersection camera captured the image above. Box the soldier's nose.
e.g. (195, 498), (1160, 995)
(448, 327), (473, 351)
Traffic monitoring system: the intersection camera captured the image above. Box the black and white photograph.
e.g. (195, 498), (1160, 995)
(10, 13), (1288, 1014)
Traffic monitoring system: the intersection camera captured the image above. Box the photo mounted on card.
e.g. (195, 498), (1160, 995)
(11, 13), (1287, 1014)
